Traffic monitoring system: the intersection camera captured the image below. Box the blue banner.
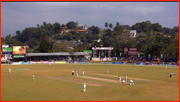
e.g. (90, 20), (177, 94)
(112, 62), (124, 64)
(77, 62), (89, 64)
(22, 62), (30, 64)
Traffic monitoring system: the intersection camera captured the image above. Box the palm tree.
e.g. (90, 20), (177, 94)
(116, 22), (120, 27)
(105, 22), (108, 29)
(109, 23), (113, 29)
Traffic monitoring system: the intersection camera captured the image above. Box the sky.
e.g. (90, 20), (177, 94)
(1, 2), (179, 38)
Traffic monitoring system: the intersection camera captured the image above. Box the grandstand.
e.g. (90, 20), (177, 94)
(19, 52), (90, 62)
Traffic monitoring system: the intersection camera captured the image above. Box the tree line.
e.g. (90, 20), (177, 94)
(1, 20), (179, 61)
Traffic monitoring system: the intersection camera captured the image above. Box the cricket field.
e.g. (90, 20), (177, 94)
(1, 64), (179, 101)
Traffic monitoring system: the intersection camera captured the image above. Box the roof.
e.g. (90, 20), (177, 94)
(26, 52), (89, 56)
(76, 30), (86, 32)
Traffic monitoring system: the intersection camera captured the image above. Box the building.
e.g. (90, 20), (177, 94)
(130, 30), (137, 37)
(68, 40), (83, 47)
(76, 25), (88, 30)
(136, 33), (146, 37)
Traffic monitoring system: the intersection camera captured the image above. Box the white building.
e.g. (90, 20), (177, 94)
(130, 30), (136, 37)
(76, 25), (88, 30)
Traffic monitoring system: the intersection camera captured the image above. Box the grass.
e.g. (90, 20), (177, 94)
(1, 64), (179, 101)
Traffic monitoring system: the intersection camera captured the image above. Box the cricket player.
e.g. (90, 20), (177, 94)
(107, 69), (109, 74)
(118, 76), (121, 82)
(124, 75), (127, 81)
(170, 72), (172, 78)
(9, 68), (11, 74)
(165, 65), (167, 70)
(49, 63), (51, 66)
(130, 79), (134, 85)
(75, 70), (77, 75)
(72, 70), (74, 75)
(33, 74), (35, 81)
(83, 83), (86, 92)
(82, 70), (85, 76)
(76, 70), (78, 76)
(122, 80), (125, 83)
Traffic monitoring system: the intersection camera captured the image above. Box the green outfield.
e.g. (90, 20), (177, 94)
(1, 64), (179, 101)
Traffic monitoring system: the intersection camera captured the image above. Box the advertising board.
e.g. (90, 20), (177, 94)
(13, 46), (26, 55)
(123, 47), (139, 56)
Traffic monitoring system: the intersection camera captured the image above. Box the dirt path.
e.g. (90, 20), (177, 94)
(91, 73), (151, 81)
(77, 75), (125, 83)
(47, 77), (100, 86)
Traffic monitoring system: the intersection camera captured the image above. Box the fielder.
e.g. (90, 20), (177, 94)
(124, 75), (127, 81)
(118, 76), (121, 82)
(83, 83), (86, 92)
(130, 79), (134, 85)
(33, 74), (35, 81)
(165, 65), (167, 70)
(122, 80), (125, 83)
(170, 72), (172, 78)
(82, 70), (85, 76)
(107, 69), (109, 74)
(76, 70), (78, 76)
(49, 63), (51, 66)
(9, 68), (11, 74)
(72, 70), (74, 75)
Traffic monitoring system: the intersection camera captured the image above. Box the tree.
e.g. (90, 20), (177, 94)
(1, 37), (5, 43)
(28, 38), (39, 48)
(109, 23), (113, 29)
(105, 22), (108, 28)
(92, 27), (99, 35)
(66, 21), (77, 29)
(38, 39), (51, 52)
(53, 22), (61, 34)
(5, 34), (11, 43)
(116, 22), (120, 27)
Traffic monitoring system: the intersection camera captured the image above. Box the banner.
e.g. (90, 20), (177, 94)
(13, 55), (25, 58)
(148, 54), (150, 60)
(54, 61), (66, 64)
(123, 47), (139, 56)
(120, 52), (122, 58)
(22, 62), (31, 64)
(2, 47), (12, 52)
(2, 45), (9, 48)
(83, 50), (92, 53)
(13, 46), (26, 55)
(161, 54), (163, 60)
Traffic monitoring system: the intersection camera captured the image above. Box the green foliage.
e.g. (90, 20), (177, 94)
(38, 40), (51, 52)
(66, 21), (77, 29)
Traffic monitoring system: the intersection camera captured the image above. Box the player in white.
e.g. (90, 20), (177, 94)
(33, 74), (35, 81)
(124, 75), (127, 81)
(83, 83), (86, 92)
(76, 70), (78, 76)
(72, 70), (74, 75)
(122, 80), (125, 83)
(82, 70), (85, 76)
(107, 69), (109, 74)
(130, 79), (134, 85)
(9, 68), (11, 74)
(49, 62), (51, 66)
(165, 65), (167, 70)
(118, 76), (121, 82)
(75, 70), (77, 76)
